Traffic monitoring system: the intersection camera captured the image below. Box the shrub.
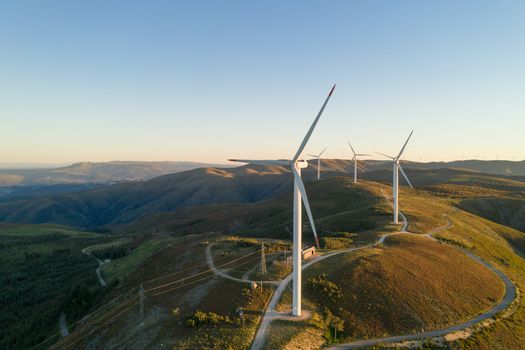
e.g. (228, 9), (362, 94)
(322, 308), (345, 342)
(320, 237), (353, 249)
(186, 310), (234, 327)
(172, 307), (180, 317)
(307, 273), (343, 301)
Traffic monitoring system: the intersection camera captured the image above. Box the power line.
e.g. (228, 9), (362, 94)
(33, 246), (261, 349)
(142, 257), (211, 285)
(143, 245), (261, 286)
(145, 248), (261, 292)
(48, 297), (137, 350)
(60, 300), (138, 350)
(49, 296), (139, 350)
(28, 289), (137, 350)
(54, 250), (262, 348)
(150, 256), (262, 297)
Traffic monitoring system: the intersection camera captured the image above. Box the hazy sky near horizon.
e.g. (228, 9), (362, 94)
(1, 1), (524, 164)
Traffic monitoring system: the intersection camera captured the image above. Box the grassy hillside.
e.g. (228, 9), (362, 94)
(0, 224), (111, 349)
(1, 161), (524, 231)
(259, 185), (525, 349)
(120, 177), (394, 245)
(396, 187), (525, 349)
(0, 165), (298, 229)
(364, 168), (525, 194)
(53, 234), (276, 350)
(302, 235), (503, 340)
(362, 159), (525, 176)
(0, 183), (106, 202)
(458, 198), (525, 233)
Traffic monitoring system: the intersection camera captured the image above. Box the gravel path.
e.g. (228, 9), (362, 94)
(82, 244), (108, 288)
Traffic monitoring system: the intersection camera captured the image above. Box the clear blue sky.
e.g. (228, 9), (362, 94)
(1, 0), (524, 164)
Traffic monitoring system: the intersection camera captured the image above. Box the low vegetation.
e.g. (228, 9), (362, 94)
(186, 310), (235, 327)
(307, 273), (344, 302)
(302, 235), (504, 342)
(320, 237), (353, 249)
(458, 197), (525, 233)
(0, 225), (110, 350)
(101, 234), (167, 282)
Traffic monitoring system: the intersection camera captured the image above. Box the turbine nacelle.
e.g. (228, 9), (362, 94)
(295, 160), (309, 169)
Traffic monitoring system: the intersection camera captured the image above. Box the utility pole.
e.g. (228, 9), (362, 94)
(237, 307), (244, 330)
(260, 243), (267, 275)
(139, 283), (145, 327)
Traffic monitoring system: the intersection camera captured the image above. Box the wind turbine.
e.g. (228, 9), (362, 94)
(347, 141), (370, 183)
(229, 84), (336, 317)
(307, 147), (327, 181)
(377, 131), (414, 224)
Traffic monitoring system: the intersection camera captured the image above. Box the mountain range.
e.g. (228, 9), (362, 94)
(0, 159), (524, 231)
(0, 160), (228, 186)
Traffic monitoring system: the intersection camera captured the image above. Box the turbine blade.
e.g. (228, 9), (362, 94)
(347, 141), (356, 156)
(292, 166), (320, 249)
(375, 152), (395, 160)
(356, 153), (371, 156)
(292, 84), (336, 162)
(306, 154), (318, 158)
(396, 130), (414, 160)
(228, 159), (289, 167)
(398, 163), (414, 189)
(319, 146), (327, 157)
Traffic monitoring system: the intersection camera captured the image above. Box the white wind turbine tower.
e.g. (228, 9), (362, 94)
(377, 131), (414, 224)
(347, 141), (370, 183)
(230, 84), (336, 317)
(307, 147), (327, 181)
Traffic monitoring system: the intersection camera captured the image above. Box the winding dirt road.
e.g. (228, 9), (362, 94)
(251, 209), (517, 350)
(81, 244), (108, 288)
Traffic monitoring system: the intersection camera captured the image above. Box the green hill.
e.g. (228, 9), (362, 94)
(301, 235), (504, 340)
(120, 177), (393, 243)
(458, 198), (525, 233)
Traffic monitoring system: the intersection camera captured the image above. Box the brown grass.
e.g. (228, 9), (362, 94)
(303, 234), (504, 340)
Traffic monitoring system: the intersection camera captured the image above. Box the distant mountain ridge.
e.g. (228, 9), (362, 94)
(0, 161), (228, 186)
(0, 159), (524, 230)
(358, 159), (525, 176)
(0, 165), (297, 229)
(406, 160), (525, 176)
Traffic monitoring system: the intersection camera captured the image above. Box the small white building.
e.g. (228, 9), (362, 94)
(302, 246), (316, 260)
